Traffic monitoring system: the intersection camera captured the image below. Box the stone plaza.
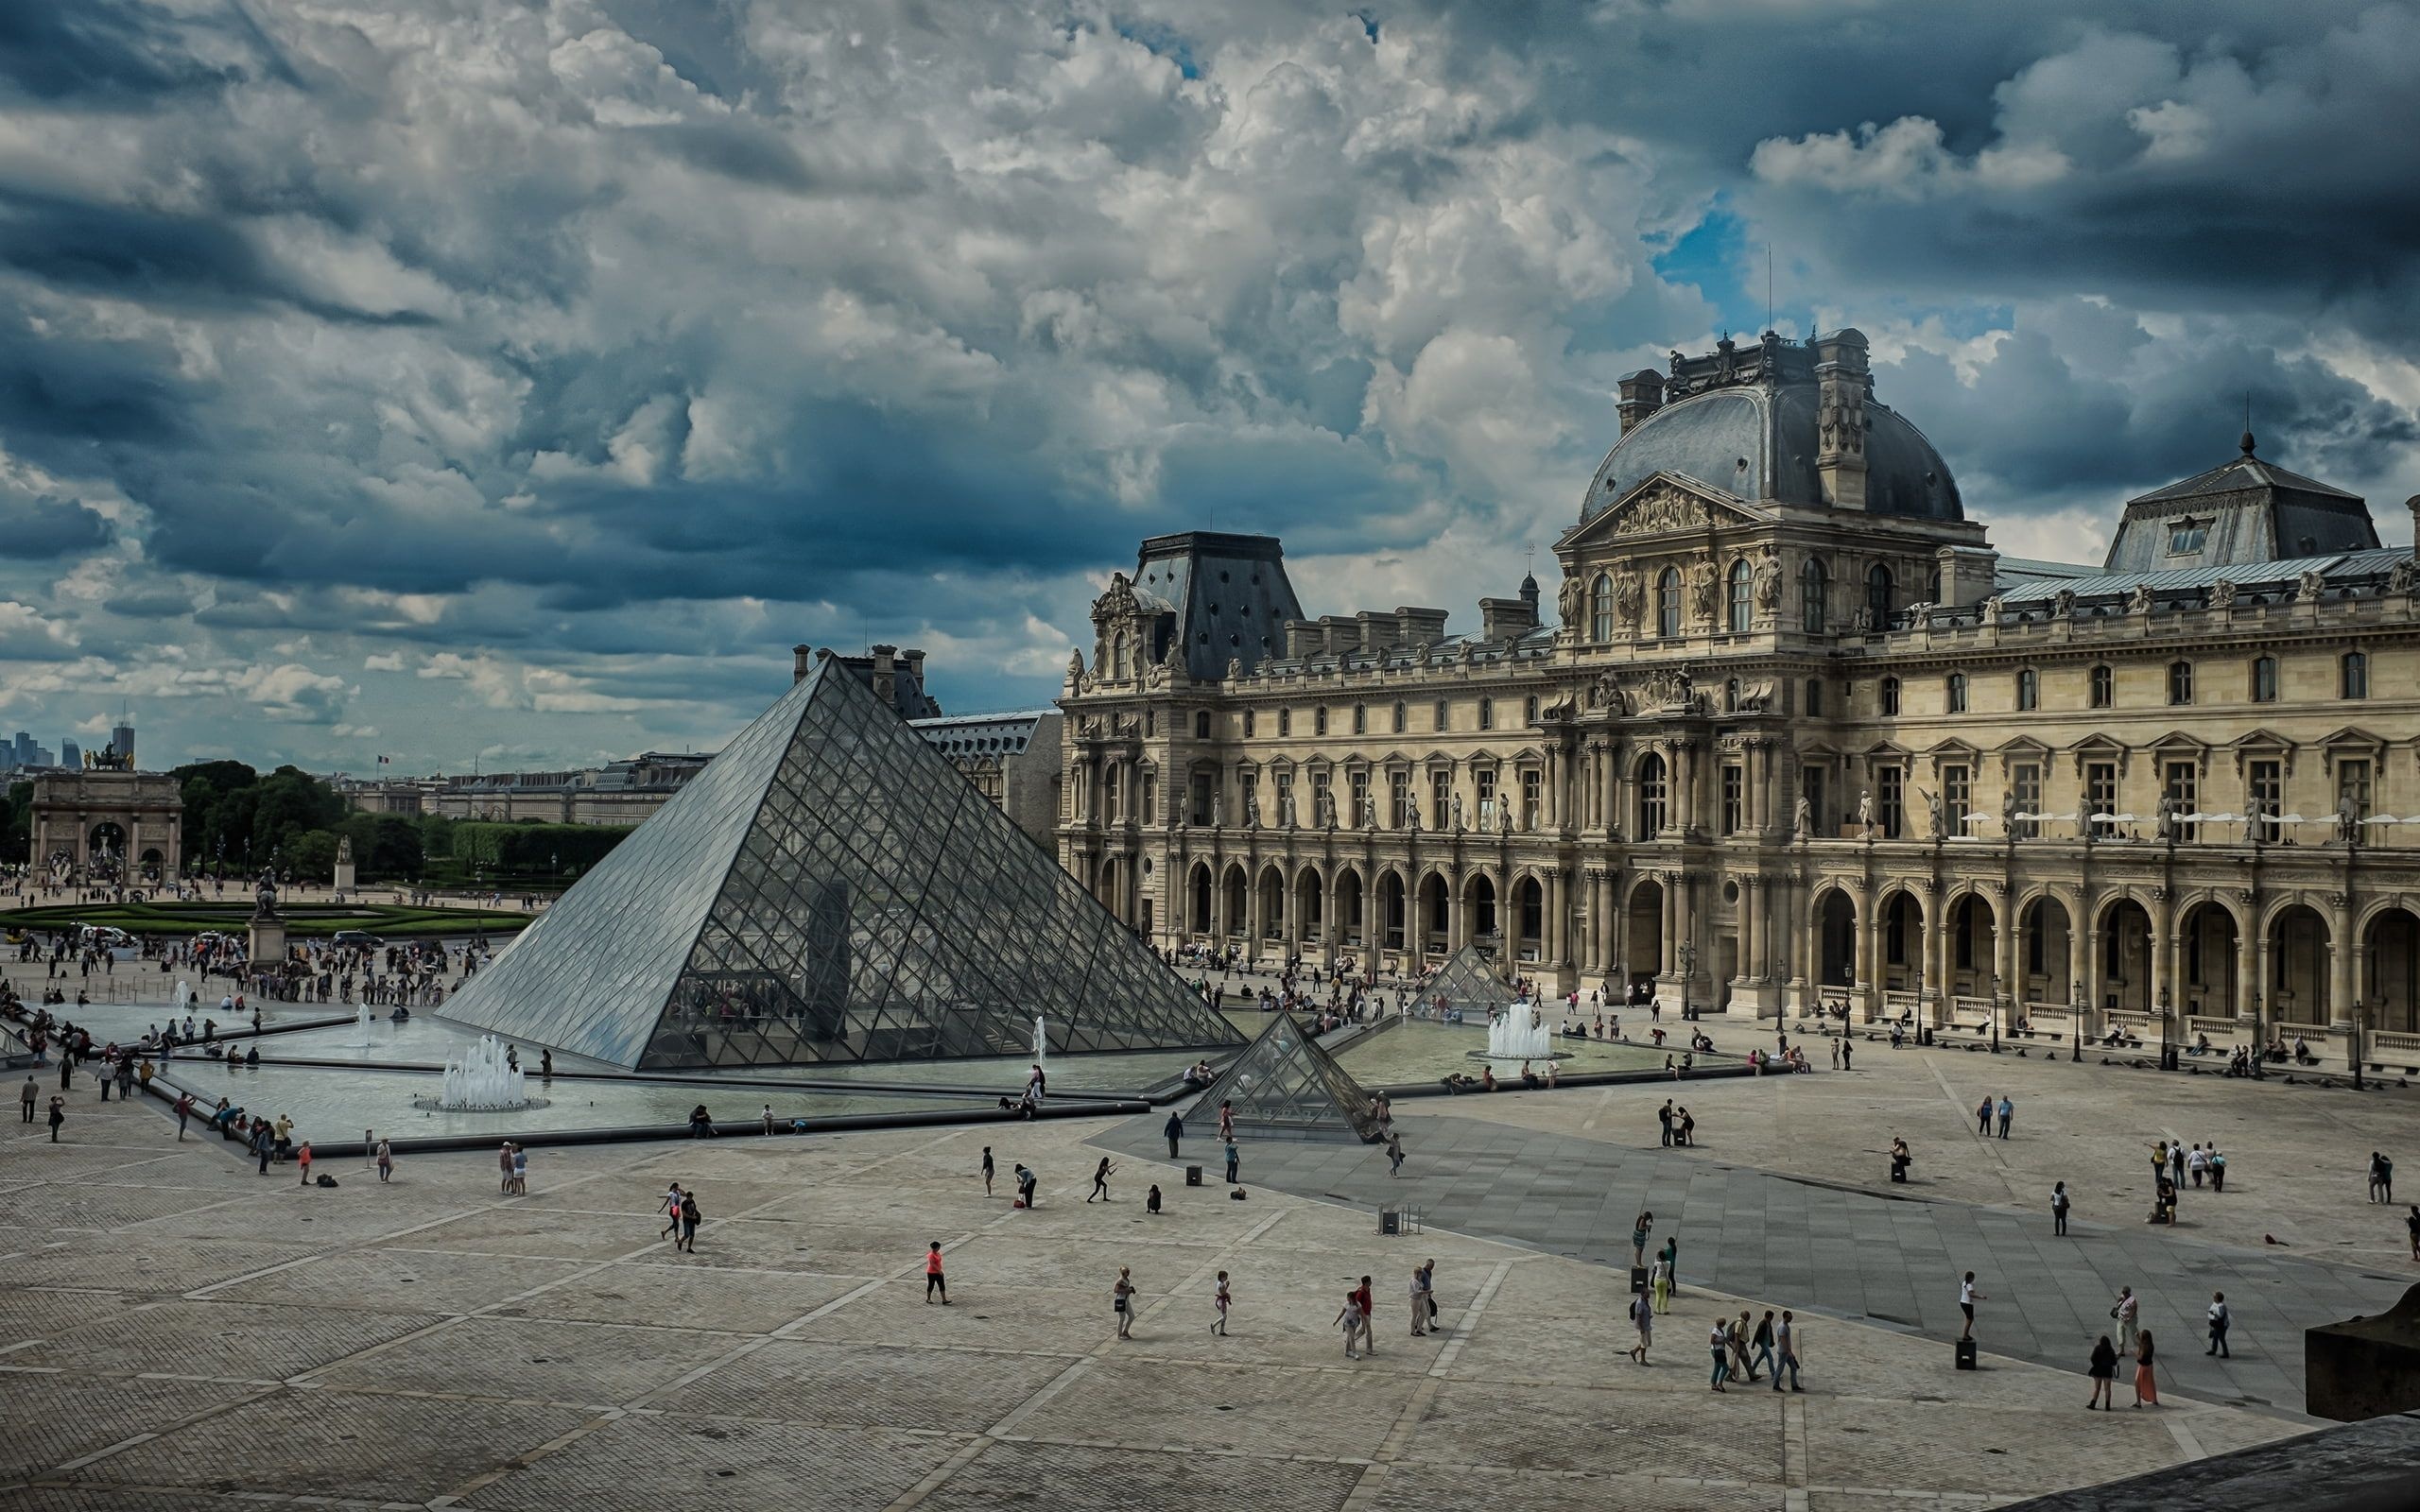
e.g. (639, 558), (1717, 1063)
(7, 1022), (2414, 1511)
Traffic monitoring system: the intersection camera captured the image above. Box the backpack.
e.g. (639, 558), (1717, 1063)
(315, 1174), (338, 1188)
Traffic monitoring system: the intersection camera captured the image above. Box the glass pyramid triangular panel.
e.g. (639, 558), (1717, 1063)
(1421, 944), (1515, 1020)
(441, 658), (1245, 1070)
(1183, 1011), (1381, 1143)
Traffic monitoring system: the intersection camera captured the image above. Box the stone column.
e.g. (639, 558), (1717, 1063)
(1994, 890), (2019, 1031)
(1921, 887), (1945, 1022)
(1855, 886), (1877, 1021)
(1544, 750), (1560, 831)
(2234, 913), (2256, 1024)
(2149, 889), (2173, 1032)
(2077, 916), (2100, 1039)
(2329, 890), (2355, 1026)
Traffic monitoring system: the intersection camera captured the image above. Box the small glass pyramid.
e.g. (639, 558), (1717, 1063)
(1184, 1011), (1382, 1143)
(441, 657), (1246, 1071)
(1419, 944), (1515, 1019)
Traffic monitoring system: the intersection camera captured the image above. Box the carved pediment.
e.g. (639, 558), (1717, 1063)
(1560, 473), (1767, 550)
(1091, 571), (1140, 623)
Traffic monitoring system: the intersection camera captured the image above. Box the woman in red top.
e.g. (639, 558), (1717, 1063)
(924, 1242), (948, 1304)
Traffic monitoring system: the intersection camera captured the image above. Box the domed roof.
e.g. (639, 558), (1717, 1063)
(1580, 359), (1962, 524)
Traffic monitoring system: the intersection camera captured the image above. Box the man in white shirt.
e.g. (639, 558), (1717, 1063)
(1959, 1272), (1984, 1339)
(2115, 1286), (2139, 1354)
(2205, 1291), (2231, 1358)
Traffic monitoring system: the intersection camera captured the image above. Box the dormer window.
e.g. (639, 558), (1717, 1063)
(2167, 518), (2208, 555)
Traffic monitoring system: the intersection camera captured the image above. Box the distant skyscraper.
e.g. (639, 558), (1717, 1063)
(9, 732), (29, 768)
(30, 744), (54, 769)
(60, 739), (78, 768)
(111, 722), (133, 763)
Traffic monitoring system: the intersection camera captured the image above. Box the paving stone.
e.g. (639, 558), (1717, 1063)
(914, 1439), (1362, 1512)
(650, 1338), (1078, 1430)
(459, 1414), (966, 1512)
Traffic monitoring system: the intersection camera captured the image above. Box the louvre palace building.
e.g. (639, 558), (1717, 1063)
(1054, 328), (2420, 1065)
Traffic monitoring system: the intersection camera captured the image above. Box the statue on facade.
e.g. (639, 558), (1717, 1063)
(1065, 649), (1085, 686)
(2127, 583), (2154, 616)
(2207, 577), (2238, 609)
(1754, 544), (1783, 610)
(1450, 795), (1466, 832)
(2000, 787), (2018, 834)
(1224, 656), (1244, 682)
(1856, 790), (1875, 838)
(1557, 573), (1585, 628)
(2154, 792), (2177, 843)
(1922, 787), (1944, 839)
(1850, 604), (1875, 634)
(2051, 588), (2077, 620)
(1244, 791), (1261, 829)
(2298, 568), (2327, 604)
(1613, 568), (1642, 623)
(1687, 558), (1718, 622)
(2391, 558), (2417, 595)
(2336, 791), (2361, 845)
(1210, 790), (1224, 829)
(1792, 794), (1812, 840)
(1497, 799), (1512, 834)
(1980, 593), (2005, 624)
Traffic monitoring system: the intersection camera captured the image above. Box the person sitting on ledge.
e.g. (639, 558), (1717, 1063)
(1439, 1073), (1478, 1093)
(686, 1105), (717, 1137)
(2292, 1035), (2318, 1065)
(243, 1046), (259, 1066)
(2189, 1032), (2212, 1056)
(1479, 1065), (1496, 1092)
(1518, 1061), (1542, 1090)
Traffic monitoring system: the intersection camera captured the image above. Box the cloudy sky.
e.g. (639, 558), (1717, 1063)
(3, 1), (2416, 774)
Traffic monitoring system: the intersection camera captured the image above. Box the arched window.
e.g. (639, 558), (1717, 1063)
(2251, 656), (2278, 703)
(1800, 558), (1828, 634)
(2168, 660), (2194, 707)
(1727, 557), (1754, 632)
(1865, 563), (1894, 627)
(1590, 572), (1615, 643)
(1946, 673), (1968, 713)
(2089, 664), (2113, 709)
(1804, 679), (1824, 716)
(1478, 697), (1495, 731)
(2342, 651), (2369, 699)
(1637, 752), (1668, 835)
(2016, 668), (2038, 712)
(1352, 702), (1367, 734)
(1392, 700), (1407, 733)
(1879, 677), (1901, 716)
(1656, 567), (1683, 639)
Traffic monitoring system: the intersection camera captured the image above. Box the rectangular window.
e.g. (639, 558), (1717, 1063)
(1942, 763), (1970, 835)
(1314, 708), (1328, 736)
(1877, 765), (1905, 840)
(1521, 769), (1542, 831)
(2168, 520), (2207, 554)
(1434, 700), (1449, 731)
(1475, 768), (1497, 828)
(1274, 772), (1293, 826)
(1191, 773), (1214, 826)
(1238, 774), (1256, 830)
(1430, 770), (1450, 829)
(1139, 774), (1155, 825)
(2338, 759), (2373, 824)
(2164, 761), (2198, 843)
(2249, 759), (2281, 841)
(2251, 657), (2277, 703)
(2012, 762), (2041, 840)
(1243, 711), (1255, 739)
(1390, 770), (1411, 828)
(2016, 669), (2038, 712)
(1349, 770), (1371, 827)
(1720, 765), (1744, 835)
(1277, 709), (1290, 737)
(1799, 766), (1824, 835)
(2085, 762), (2118, 826)
(1311, 771), (1333, 827)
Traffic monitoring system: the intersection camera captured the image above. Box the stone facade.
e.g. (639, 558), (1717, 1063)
(1055, 329), (2420, 1067)
(29, 769), (183, 884)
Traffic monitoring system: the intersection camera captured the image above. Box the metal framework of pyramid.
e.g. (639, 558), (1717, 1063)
(1182, 1011), (1382, 1143)
(1421, 944), (1514, 1019)
(441, 657), (1246, 1072)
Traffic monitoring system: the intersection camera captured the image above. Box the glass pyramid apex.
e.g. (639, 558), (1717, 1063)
(441, 656), (1245, 1071)
(1183, 1011), (1382, 1143)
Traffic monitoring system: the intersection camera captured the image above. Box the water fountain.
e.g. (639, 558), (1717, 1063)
(1482, 1000), (1559, 1064)
(1032, 1014), (1047, 1079)
(431, 1034), (531, 1111)
(356, 1001), (373, 1047)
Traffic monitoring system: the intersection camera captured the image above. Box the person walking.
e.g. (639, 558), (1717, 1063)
(1112, 1267), (1137, 1339)
(2169, 1142), (2187, 1192)
(498, 1142), (515, 1194)
(1217, 1100), (1235, 1143)
(2408, 1205), (2420, 1263)
(296, 1140), (313, 1186)
(1335, 1287), (1364, 1359)
(1749, 1310), (1778, 1381)
(2187, 1143), (2208, 1188)
(1409, 1264), (1429, 1337)
(253, 1122), (271, 1175)
(375, 1138), (393, 1183)
(1418, 1259), (1439, 1333)
(1976, 1096), (1993, 1136)
(1164, 1110), (1184, 1160)
(2086, 1334), (2119, 1410)
(924, 1242), (949, 1304)
(46, 1094), (63, 1142)
(1632, 1211), (1654, 1268)
(1223, 1138), (1240, 1186)
(1708, 1320), (1732, 1391)
(1627, 1289), (1653, 1364)
(1386, 1131), (1406, 1177)
(1209, 1271), (1231, 1335)
(1355, 1276), (1376, 1356)
(981, 1146), (994, 1196)
(511, 1143), (528, 1195)
(660, 1183), (685, 1241)
(174, 1091), (193, 1141)
(2204, 1292), (2230, 1357)
(1772, 1311), (1804, 1392)
(1996, 1095), (2014, 1139)
(1959, 1272), (1983, 1340)
(20, 1074), (37, 1124)
(2370, 1151), (2394, 1204)
(1088, 1157), (1116, 1203)
(677, 1189), (701, 1252)
(2052, 1180), (2071, 1236)
(1728, 1311), (1756, 1382)
(2132, 1328), (2159, 1406)
(2113, 1286), (2138, 1356)
(2208, 1145), (2226, 1192)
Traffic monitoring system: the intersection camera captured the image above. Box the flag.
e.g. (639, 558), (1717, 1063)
(376, 754), (390, 765)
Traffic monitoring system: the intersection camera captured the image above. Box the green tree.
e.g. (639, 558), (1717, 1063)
(286, 830), (339, 881)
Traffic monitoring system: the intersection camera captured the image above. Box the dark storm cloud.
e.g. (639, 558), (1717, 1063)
(0, 0), (2410, 770)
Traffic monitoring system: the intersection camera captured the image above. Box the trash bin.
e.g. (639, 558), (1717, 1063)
(1184, 1164), (1202, 1187)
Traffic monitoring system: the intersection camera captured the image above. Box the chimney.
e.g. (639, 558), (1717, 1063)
(1396, 607), (1449, 644)
(1616, 369), (1666, 437)
(869, 644), (898, 710)
(1357, 610), (1400, 653)
(1479, 596), (1538, 643)
(1814, 329), (1870, 511)
(792, 644), (814, 684)
(900, 648), (927, 696)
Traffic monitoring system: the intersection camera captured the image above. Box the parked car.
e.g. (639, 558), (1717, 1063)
(331, 930), (385, 948)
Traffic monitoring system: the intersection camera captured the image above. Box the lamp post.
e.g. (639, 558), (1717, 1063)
(2158, 984), (2172, 1072)
(1679, 940), (1699, 1022)
(2352, 1003), (2366, 1091)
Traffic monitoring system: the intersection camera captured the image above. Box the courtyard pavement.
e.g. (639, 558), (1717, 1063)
(0, 1065), (2337, 1511)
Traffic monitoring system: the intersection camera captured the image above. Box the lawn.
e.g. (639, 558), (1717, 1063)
(0, 900), (532, 939)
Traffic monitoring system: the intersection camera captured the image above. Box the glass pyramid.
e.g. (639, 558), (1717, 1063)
(1421, 944), (1515, 1019)
(1182, 1011), (1382, 1143)
(441, 657), (1246, 1072)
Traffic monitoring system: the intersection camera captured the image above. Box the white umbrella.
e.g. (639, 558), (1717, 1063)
(2362, 814), (2401, 825)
